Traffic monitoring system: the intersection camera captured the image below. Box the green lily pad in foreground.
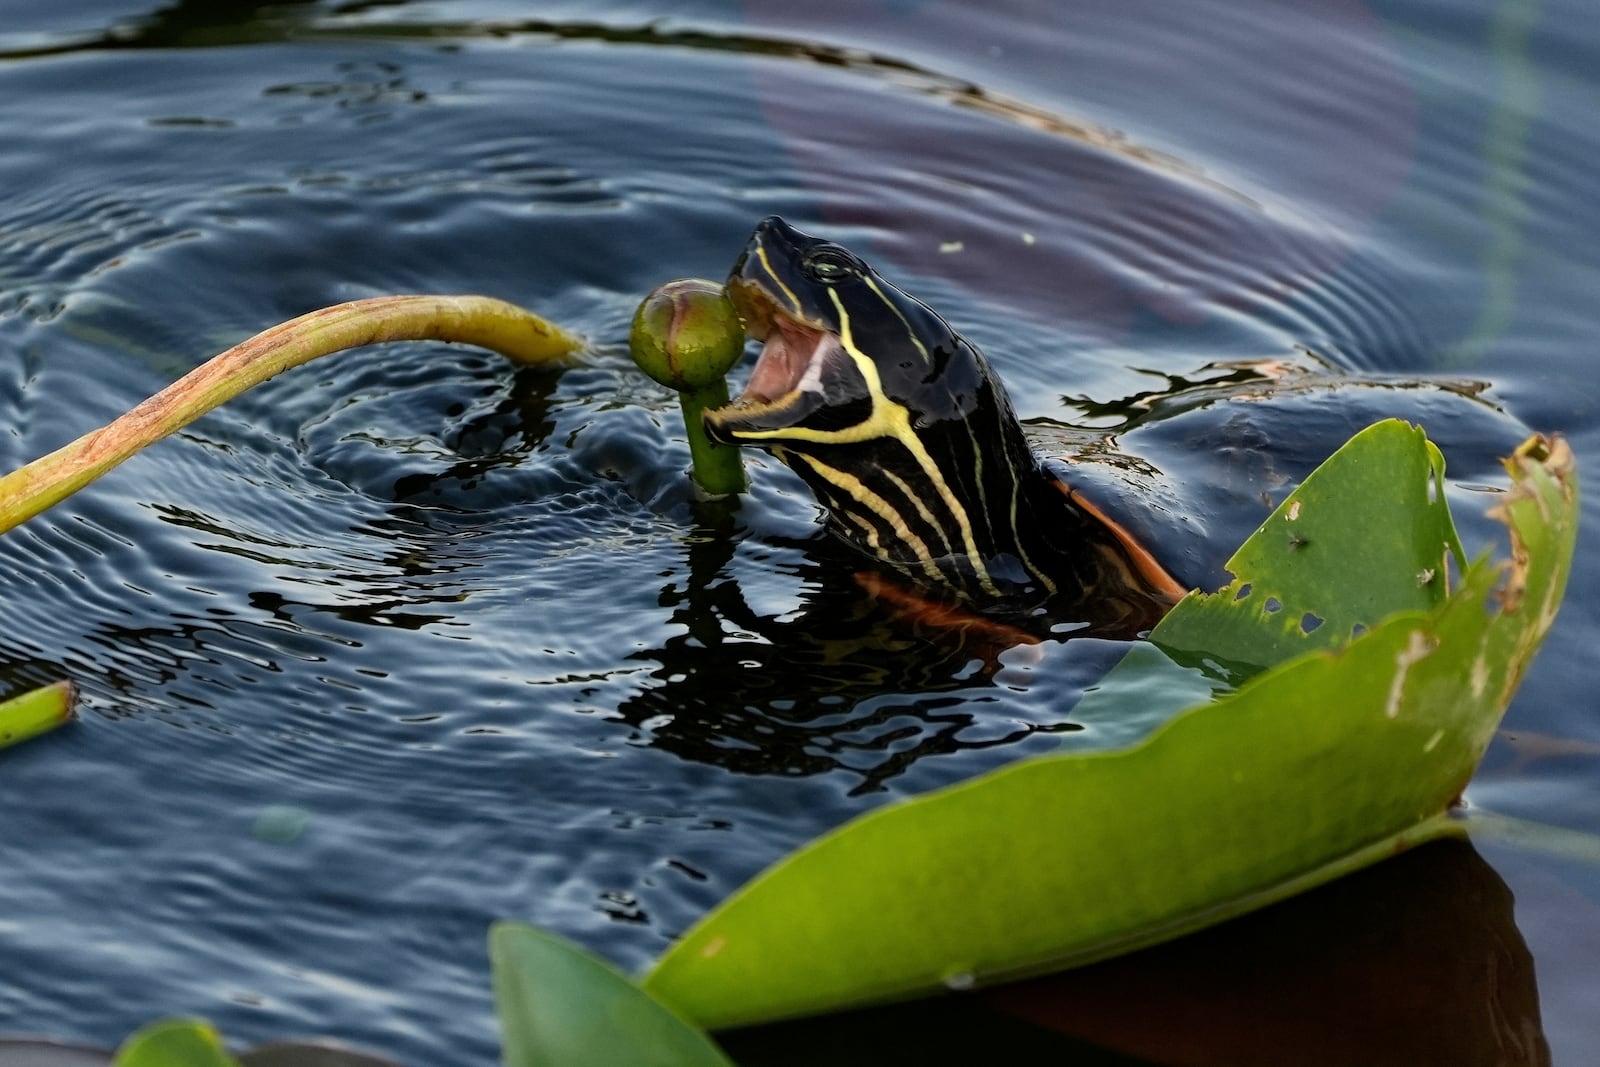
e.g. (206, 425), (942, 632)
(113, 1019), (238, 1067)
(642, 420), (1578, 1030)
(491, 923), (734, 1067)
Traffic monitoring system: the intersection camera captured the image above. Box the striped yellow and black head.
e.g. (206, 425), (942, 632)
(705, 216), (1063, 604)
(706, 217), (1185, 629)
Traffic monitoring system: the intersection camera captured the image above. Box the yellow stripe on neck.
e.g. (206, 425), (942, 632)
(830, 292), (996, 595)
(793, 453), (944, 582)
(861, 276), (932, 365)
(882, 467), (954, 558)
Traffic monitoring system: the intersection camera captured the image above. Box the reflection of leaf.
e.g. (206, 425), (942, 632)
(0, 680), (75, 752)
(490, 922), (734, 1067)
(720, 838), (1544, 1067)
(236, 1039), (403, 1066)
(114, 1020), (239, 1067)
(643, 421), (1576, 1030)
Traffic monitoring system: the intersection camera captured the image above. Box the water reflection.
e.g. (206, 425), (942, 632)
(616, 501), (1082, 794)
(0, 3), (1588, 1061)
(612, 357), (1530, 793)
(725, 839), (1548, 1066)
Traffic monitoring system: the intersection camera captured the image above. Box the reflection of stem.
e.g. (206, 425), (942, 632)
(1462, 808), (1600, 865)
(1449, 0), (1541, 366)
(0, 681), (76, 751)
(0, 295), (581, 535)
(674, 496), (747, 650)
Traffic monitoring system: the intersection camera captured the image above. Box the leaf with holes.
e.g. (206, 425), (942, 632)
(642, 421), (1576, 1030)
(1150, 420), (1466, 676)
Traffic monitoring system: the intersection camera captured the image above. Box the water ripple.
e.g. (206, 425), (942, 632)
(0, 1), (1595, 1062)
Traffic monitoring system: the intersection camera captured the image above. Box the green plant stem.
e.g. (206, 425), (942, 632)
(678, 382), (746, 497)
(0, 295), (581, 535)
(0, 681), (76, 751)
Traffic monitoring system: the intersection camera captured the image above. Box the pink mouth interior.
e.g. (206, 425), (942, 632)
(740, 316), (844, 404)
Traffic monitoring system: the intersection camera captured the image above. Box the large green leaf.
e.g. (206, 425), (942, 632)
(490, 922), (735, 1067)
(643, 421), (1576, 1029)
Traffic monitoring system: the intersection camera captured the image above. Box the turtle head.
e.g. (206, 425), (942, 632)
(705, 216), (996, 443)
(705, 216), (1044, 600)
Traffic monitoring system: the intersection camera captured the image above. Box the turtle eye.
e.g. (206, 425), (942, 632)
(801, 247), (861, 283)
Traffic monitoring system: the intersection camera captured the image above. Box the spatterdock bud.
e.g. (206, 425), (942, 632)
(629, 279), (745, 393)
(629, 278), (748, 497)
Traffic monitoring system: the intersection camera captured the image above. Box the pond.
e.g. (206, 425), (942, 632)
(1, 1), (1596, 1063)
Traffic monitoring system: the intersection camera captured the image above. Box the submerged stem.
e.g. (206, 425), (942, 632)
(0, 295), (582, 535)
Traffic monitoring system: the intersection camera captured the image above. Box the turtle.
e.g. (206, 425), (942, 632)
(699, 217), (1534, 642)
(702, 215), (1190, 638)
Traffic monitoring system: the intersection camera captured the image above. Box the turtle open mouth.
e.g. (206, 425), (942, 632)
(703, 277), (860, 443)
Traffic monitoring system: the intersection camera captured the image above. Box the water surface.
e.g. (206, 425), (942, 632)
(1, 1), (1597, 1063)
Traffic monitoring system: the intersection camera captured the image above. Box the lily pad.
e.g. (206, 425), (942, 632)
(642, 421), (1576, 1029)
(490, 922), (735, 1067)
(1150, 420), (1465, 675)
(112, 1021), (237, 1067)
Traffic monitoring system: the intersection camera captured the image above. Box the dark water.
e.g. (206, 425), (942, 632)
(0, 1), (1596, 1063)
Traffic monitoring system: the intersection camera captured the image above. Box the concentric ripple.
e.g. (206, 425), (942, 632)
(1, 1), (1598, 1064)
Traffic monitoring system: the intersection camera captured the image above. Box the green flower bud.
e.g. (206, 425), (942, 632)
(629, 279), (745, 393)
(628, 278), (748, 497)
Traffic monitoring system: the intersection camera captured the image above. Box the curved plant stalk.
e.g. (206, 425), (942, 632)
(0, 295), (582, 535)
(671, 379), (744, 498)
(0, 680), (75, 750)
